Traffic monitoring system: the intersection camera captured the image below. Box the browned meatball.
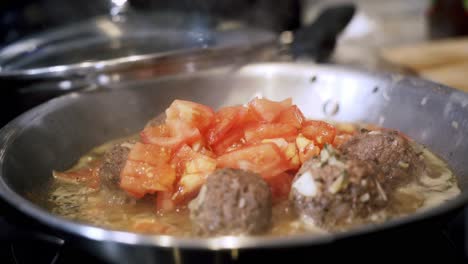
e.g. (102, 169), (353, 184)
(189, 169), (272, 236)
(99, 142), (136, 204)
(339, 130), (423, 187)
(290, 146), (389, 231)
(100, 142), (132, 187)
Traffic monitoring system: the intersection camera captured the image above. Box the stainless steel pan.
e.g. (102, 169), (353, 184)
(0, 62), (467, 263)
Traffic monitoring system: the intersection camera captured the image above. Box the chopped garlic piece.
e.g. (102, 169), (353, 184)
(368, 130), (382, 135)
(296, 134), (312, 152)
(320, 147), (330, 163)
(285, 143), (297, 159)
(192, 141), (203, 152)
(398, 161), (409, 169)
(292, 171), (318, 197)
(360, 193), (370, 202)
(328, 174), (346, 194)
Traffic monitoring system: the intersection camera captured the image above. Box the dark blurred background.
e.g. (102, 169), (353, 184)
(0, 0), (304, 48)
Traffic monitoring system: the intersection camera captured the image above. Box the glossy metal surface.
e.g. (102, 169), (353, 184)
(0, 63), (467, 262)
(0, 16), (275, 79)
(0, 3), (355, 82)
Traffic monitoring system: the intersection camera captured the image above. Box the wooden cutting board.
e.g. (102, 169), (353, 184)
(380, 37), (468, 92)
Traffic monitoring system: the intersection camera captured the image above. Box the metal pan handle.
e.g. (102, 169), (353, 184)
(289, 3), (356, 62)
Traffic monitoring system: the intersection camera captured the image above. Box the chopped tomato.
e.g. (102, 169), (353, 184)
(197, 146), (216, 158)
(259, 138), (300, 170)
(301, 120), (336, 147)
(237, 106), (262, 125)
(52, 160), (101, 189)
(217, 143), (289, 178)
(120, 160), (176, 198)
(171, 144), (217, 176)
(172, 173), (209, 204)
(165, 100), (215, 132)
(127, 142), (171, 166)
(191, 139), (216, 158)
(264, 172), (294, 203)
(284, 142), (301, 170)
(170, 145), (216, 203)
(121, 98), (342, 207)
(212, 128), (245, 155)
(244, 123), (298, 143)
(140, 120), (201, 152)
(205, 106), (244, 145)
(248, 97), (292, 122)
(184, 155), (216, 175)
(276, 105), (305, 129)
(155, 191), (176, 212)
(166, 120), (203, 145)
(190, 138), (206, 152)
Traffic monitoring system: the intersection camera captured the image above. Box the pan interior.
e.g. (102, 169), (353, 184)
(1, 63), (467, 244)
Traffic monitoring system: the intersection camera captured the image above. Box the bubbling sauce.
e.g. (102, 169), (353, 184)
(42, 130), (460, 237)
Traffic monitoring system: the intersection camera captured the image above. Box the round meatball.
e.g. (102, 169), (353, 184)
(339, 130), (423, 187)
(290, 146), (389, 231)
(189, 168), (272, 236)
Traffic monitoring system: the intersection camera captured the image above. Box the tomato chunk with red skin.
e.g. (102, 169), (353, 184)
(165, 100), (215, 132)
(53, 160), (101, 189)
(171, 145), (217, 176)
(248, 97), (292, 122)
(120, 160), (176, 198)
(205, 106), (244, 145)
(244, 123), (298, 143)
(171, 144), (196, 176)
(127, 142), (172, 166)
(276, 105), (305, 129)
(140, 120), (201, 152)
(216, 143), (289, 178)
(238, 107), (262, 126)
(301, 120), (336, 147)
(299, 143), (320, 163)
(172, 173), (209, 204)
(211, 128), (245, 155)
(170, 145), (217, 203)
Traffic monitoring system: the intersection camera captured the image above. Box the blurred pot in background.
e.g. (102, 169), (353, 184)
(0, 0), (303, 126)
(0, 0), (301, 47)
